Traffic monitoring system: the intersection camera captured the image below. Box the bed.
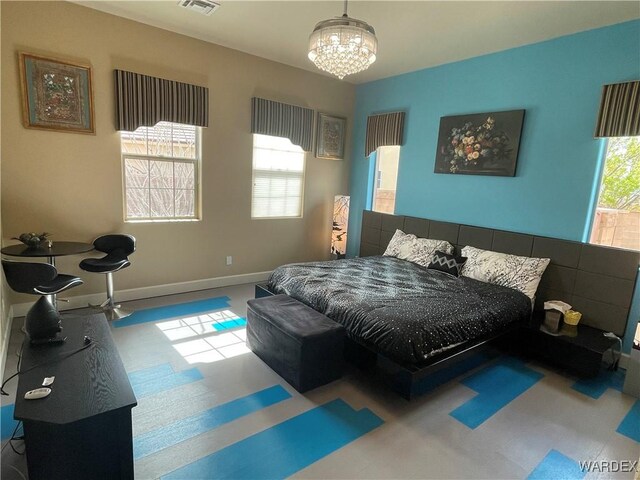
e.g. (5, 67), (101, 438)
(268, 255), (531, 365)
(260, 211), (640, 398)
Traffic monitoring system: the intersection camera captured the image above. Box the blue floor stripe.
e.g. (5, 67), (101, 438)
(571, 369), (625, 399)
(129, 363), (204, 398)
(114, 296), (231, 328)
(135, 385), (292, 459)
(527, 450), (586, 480)
(213, 317), (247, 331)
(450, 357), (544, 429)
(1, 404), (18, 441)
(128, 363), (175, 385)
(162, 398), (384, 480)
(616, 399), (640, 442)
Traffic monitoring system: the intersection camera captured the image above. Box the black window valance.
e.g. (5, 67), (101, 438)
(114, 70), (209, 132)
(594, 80), (639, 138)
(250, 97), (314, 152)
(365, 111), (405, 157)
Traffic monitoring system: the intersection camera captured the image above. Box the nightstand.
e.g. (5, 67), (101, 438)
(521, 313), (617, 378)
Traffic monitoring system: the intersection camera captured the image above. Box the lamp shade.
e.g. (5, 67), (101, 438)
(331, 195), (350, 258)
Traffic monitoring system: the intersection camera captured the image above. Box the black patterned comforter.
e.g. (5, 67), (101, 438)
(268, 256), (531, 365)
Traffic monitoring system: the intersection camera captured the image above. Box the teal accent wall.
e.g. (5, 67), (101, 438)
(348, 20), (640, 251)
(347, 20), (640, 350)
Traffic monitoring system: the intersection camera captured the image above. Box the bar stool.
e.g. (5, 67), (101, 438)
(2, 260), (83, 344)
(79, 234), (136, 321)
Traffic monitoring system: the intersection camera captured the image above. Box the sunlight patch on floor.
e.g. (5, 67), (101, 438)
(155, 309), (250, 364)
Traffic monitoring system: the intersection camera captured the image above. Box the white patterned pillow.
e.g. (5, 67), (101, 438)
(460, 246), (550, 300)
(384, 229), (454, 267)
(383, 229), (415, 258)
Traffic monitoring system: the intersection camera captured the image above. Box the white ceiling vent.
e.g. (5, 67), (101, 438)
(177, 0), (221, 16)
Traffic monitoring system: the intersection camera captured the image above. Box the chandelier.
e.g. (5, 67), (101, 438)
(308, 0), (378, 80)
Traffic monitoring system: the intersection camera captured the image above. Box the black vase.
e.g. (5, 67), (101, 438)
(25, 297), (63, 344)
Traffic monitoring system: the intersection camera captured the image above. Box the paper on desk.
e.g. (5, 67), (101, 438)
(544, 300), (572, 313)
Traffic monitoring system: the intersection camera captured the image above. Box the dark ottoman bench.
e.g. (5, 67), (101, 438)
(246, 294), (345, 393)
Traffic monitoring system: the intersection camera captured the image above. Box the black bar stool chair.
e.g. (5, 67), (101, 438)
(2, 260), (83, 344)
(79, 234), (136, 321)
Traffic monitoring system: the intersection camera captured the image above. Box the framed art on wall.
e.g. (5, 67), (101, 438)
(19, 52), (95, 134)
(316, 113), (346, 160)
(434, 109), (525, 176)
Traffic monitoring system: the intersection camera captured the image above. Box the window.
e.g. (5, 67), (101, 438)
(372, 146), (401, 214)
(251, 134), (305, 218)
(121, 122), (200, 221)
(590, 136), (640, 251)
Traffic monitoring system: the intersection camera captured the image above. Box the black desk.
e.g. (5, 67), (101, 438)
(14, 313), (137, 480)
(1, 241), (94, 267)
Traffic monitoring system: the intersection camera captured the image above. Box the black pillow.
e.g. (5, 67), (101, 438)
(427, 250), (467, 277)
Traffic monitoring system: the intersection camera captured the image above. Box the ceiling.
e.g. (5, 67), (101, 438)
(73, 1), (640, 84)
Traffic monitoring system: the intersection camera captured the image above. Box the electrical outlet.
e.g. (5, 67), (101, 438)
(226, 256), (233, 266)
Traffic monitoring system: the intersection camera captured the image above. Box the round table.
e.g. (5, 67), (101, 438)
(1, 241), (94, 267)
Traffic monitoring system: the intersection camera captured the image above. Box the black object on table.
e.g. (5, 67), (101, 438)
(14, 313), (137, 480)
(521, 313), (617, 377)
(1, 241), (94, 267)
(1, 261), (83, 344)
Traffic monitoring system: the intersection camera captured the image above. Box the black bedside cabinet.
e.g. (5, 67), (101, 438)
(520, 315), (617, 378)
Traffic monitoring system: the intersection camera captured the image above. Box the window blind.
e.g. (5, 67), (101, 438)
(251, 134), (305, 218)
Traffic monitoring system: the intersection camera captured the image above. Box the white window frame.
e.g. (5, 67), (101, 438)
(251, 134), (306, 220)
(371, 145), (401, 214)
(121, 123), (202, 223)
(589, 136), (640, 251)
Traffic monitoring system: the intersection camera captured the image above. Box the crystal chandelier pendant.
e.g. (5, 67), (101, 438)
(308, 1), (377, 80)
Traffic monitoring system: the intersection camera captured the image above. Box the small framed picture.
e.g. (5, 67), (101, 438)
(316, 113), (346, 160)
(19, 52), (95, 134)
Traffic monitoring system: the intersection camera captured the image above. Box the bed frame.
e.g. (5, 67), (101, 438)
(259, 211), (640, 399)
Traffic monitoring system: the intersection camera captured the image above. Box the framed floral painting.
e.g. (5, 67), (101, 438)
(316, 113), (346, 160)
(19, 52), (95, 134)
(434, 109), (525, 176)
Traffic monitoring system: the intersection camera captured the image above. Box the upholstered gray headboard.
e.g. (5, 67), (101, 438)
(359, 210), (640, 337)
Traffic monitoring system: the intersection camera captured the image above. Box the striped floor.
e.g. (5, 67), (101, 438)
(2, 282), (639, 479)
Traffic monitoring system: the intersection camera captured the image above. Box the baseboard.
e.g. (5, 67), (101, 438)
(11, 271), (271, 318)
(0, 306), (14, 384)
(620, 352), (630, 370)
